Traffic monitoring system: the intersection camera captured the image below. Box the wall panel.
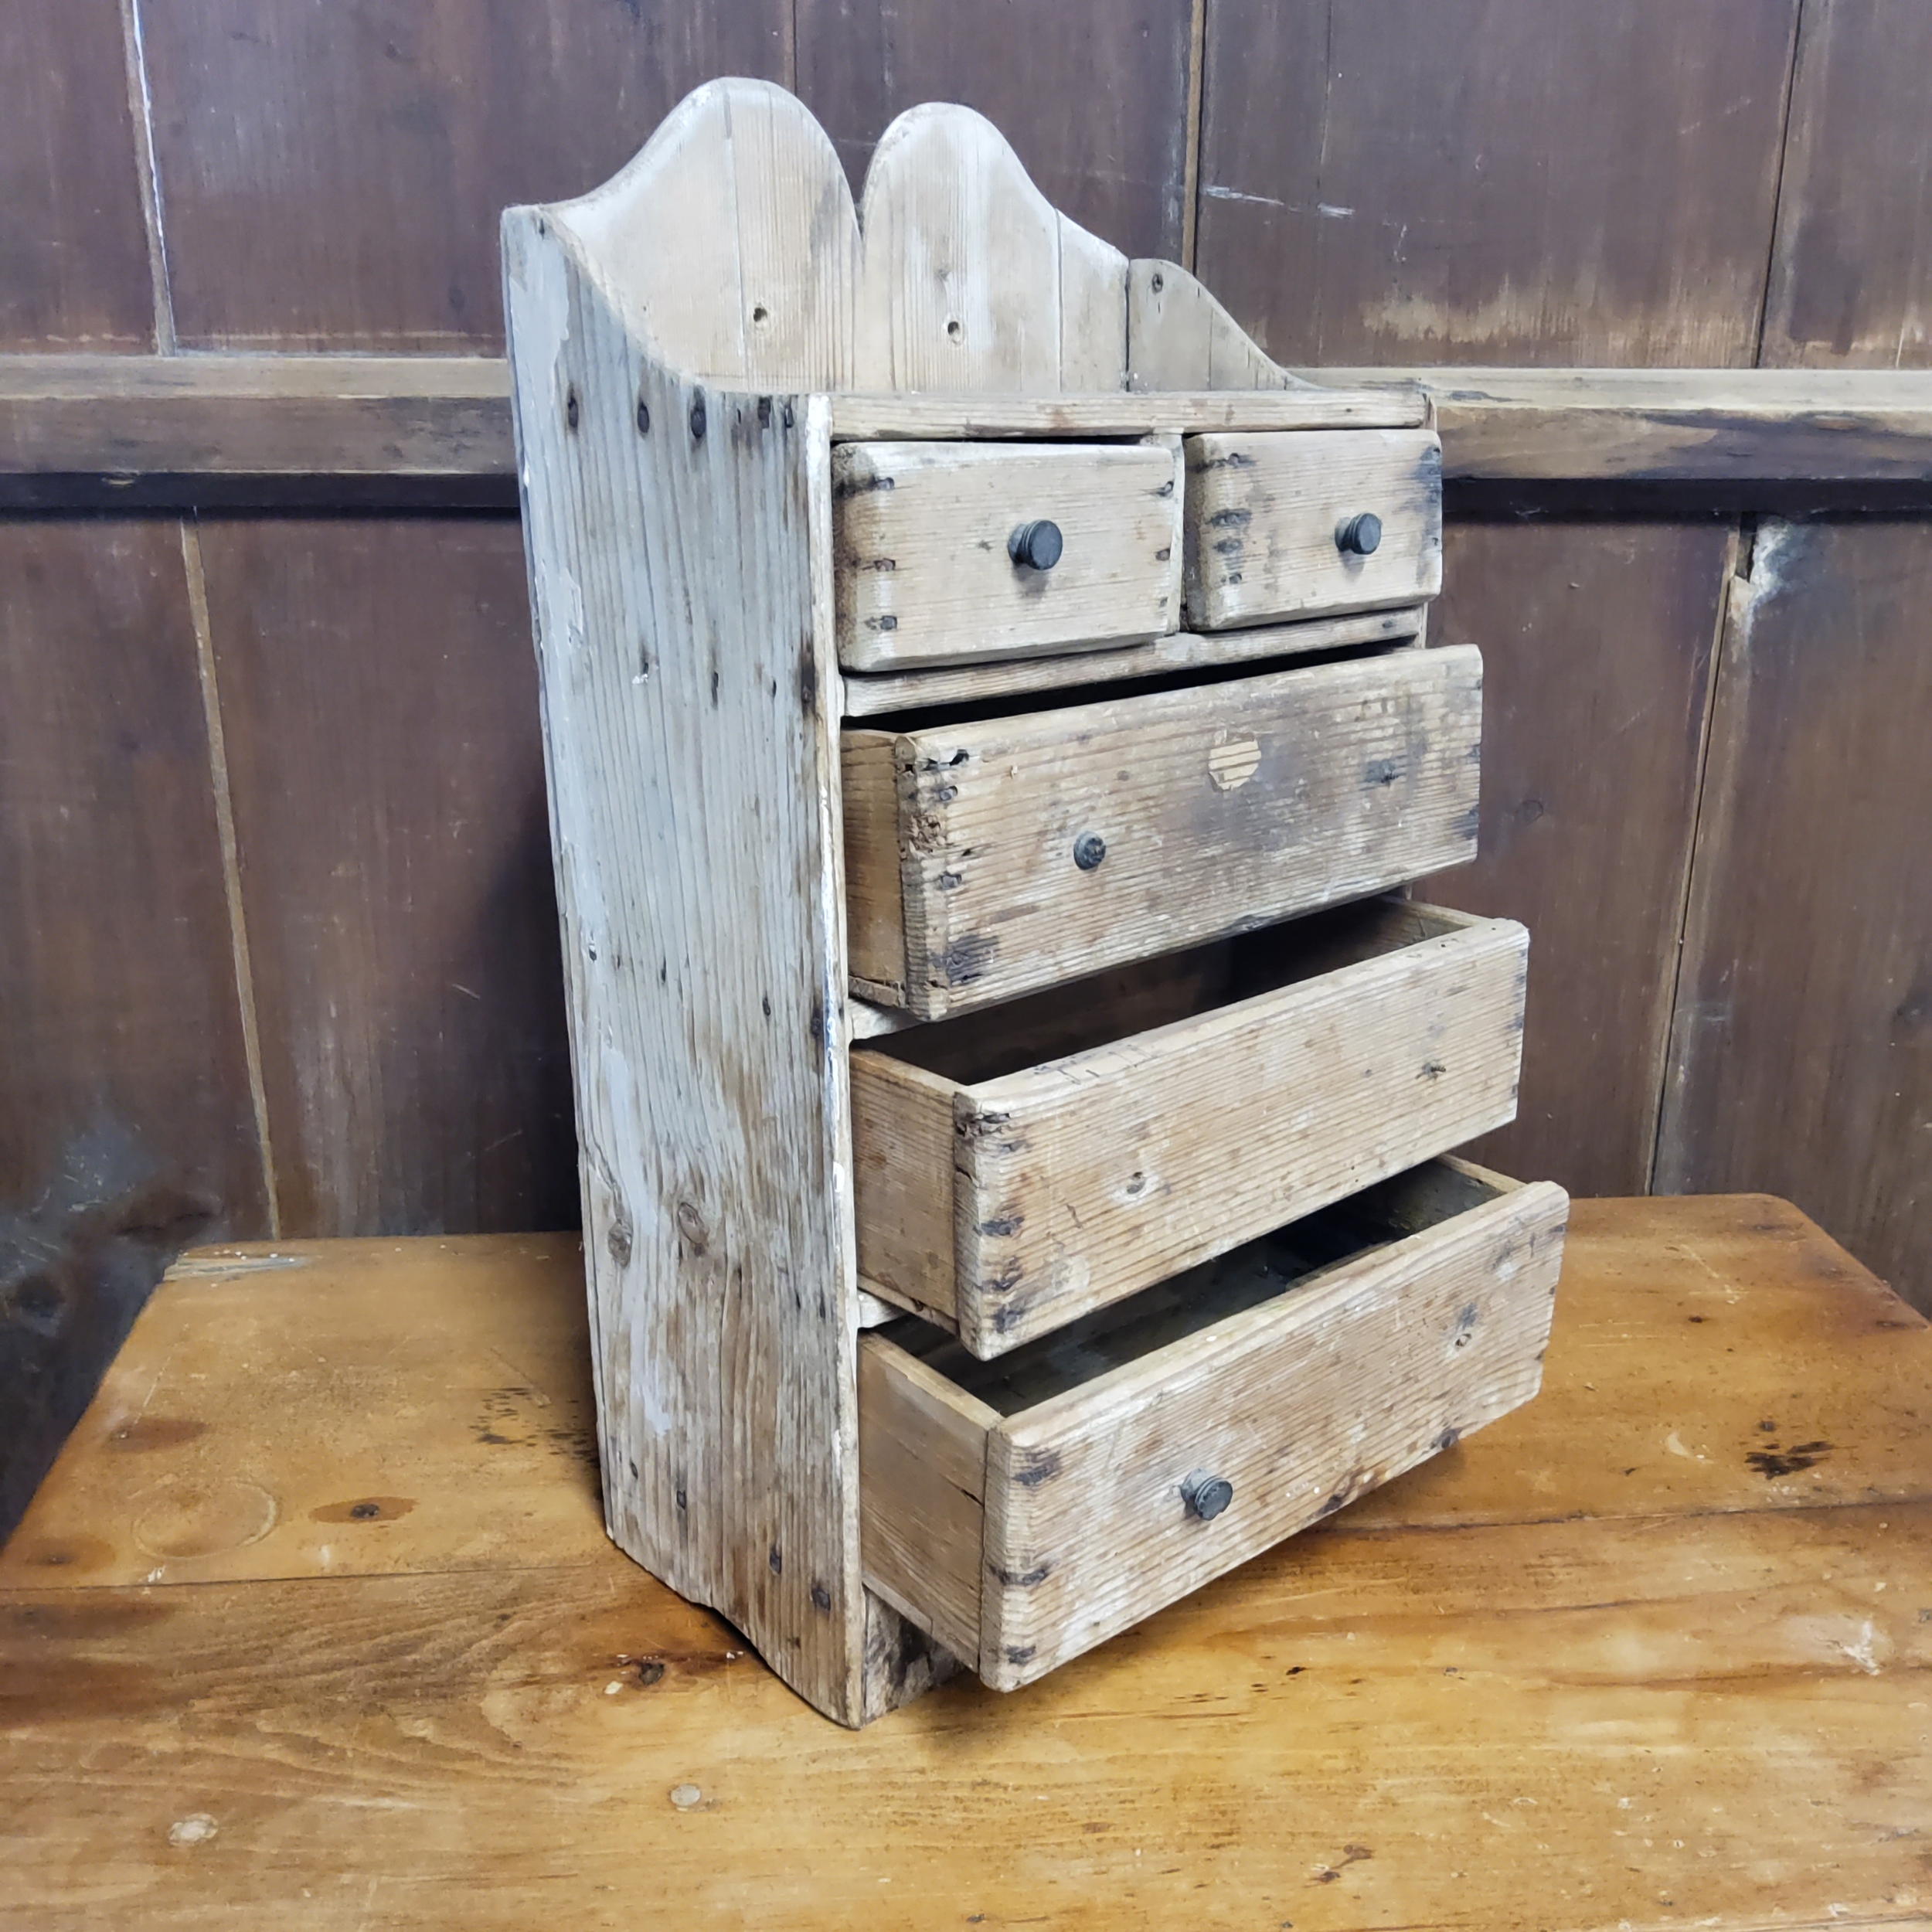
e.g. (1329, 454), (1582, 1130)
(0, 519), (264, 1224)
(1762, 0), (1932, 369)
(1196, 0), (1798, 366)
(0, 1), (154, 349)
(1427, 521), (1729, 1196)
(1658, 520), (1932, 1311)
(139, 0), (789, 351)
(797, 0), (1194, 259)
(199, 515), (577, 1236)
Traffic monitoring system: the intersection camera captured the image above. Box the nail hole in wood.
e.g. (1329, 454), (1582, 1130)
(946, 318), (962, 342)
(635, 398), (650, 434)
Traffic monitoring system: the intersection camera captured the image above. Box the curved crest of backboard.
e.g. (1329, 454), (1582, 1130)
(529, 77), (1305, 396)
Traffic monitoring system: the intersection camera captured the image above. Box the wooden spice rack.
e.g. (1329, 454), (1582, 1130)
(503, 78), (1567, 1726)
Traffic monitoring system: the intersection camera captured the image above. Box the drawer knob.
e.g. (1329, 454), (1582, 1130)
(1008, 519), (1064, 572)
(1181, 1470), (1234, 1521)
(1335, 512), (1383, 556)
(1072, 832), (1107, 871)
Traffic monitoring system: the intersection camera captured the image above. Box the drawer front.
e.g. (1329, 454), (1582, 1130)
(859, 1162), (1570, 1690)
(853, 900), (1527, 1354)
(833, 440), (1183, 671)
(1184, 427), (1443, 631)
(844, 644), (1482, 1017)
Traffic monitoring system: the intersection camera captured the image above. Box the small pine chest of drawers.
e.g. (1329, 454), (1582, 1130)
(505, 80), (1567, 1726)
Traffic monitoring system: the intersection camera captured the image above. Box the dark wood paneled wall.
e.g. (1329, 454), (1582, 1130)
(2, 2), (1927, 1312)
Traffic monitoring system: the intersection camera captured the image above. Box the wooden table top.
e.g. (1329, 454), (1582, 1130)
(3, 1196), (1928, 1930)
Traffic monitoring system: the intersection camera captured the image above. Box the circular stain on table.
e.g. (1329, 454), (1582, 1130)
(133, 1478), (278, 1560)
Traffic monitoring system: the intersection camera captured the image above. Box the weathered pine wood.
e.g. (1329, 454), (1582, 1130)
(855, 902), (1527, 1353)
(827, 386), (1424, 437)
(976, 1169), (1569, 1687)
(838, 604), (1423, 718)
(860, 1162), (1568, 1686)
(1184, 427), (1444, 631)
(503, 209), (866, 1723)
(842, 645), (1484, 1016)
(18, 357), (1932, 499)
(832, 439), (1182, 671)
(856, 1338), (995, 1658)
(856, 103), (1129, 393)
(1126, 257), (1311, 392)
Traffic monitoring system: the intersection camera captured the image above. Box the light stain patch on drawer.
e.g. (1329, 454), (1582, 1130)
(1207, 729), (1261, 790)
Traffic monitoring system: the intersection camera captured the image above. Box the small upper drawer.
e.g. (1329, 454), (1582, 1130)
(852, 897), (1529, 1355)
(833, 440), (1182, 671)
(844, 643), (1482, 1017)
(859, 1158), (1570, 1690)
(1183, 427), (1443, 631)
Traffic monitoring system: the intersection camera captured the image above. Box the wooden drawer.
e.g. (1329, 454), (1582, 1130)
(852, 896), (1526, 1352)
(832, 439), (1182, 671)
(860, 1158), (1569, 1689)
(845, 643), (1482, 1017)
(1184, 427), (1443, 631)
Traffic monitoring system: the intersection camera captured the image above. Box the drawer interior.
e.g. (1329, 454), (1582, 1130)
(877, 1158), (1514, 1415)
(868, 893), (1471, 1088)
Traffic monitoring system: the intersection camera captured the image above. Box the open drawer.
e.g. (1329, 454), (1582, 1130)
(844, 641), (1481, 1018)
(852, 896), (1527, 1354)
(860, 1158), (1570, 1691)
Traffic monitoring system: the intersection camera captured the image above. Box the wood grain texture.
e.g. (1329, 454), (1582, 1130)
(3, 1201), (1928, 1927)
(980, 1175), (1569, 1687)
(505, 212), (864, 1721)
(832, 439), (1180, 669)
(847, 1049), (957, 1326)
(137, 0), (789, 350)
(844, 645), (1483, 1015)
(856, 1337), (993, 1656)
(828, 387), (1427, 437)
(858, 903), (1528, 1354)
(839, 604), (1424, 717)
(1195, 0), (1799, 366)
(0, 520), (265, 1232)
(0, 1), (154, 349)
(1127, 257), (1314, 392)
(556, 77), (860, 391)
(196, 516), (577, 1239)
(1424, 521), (1729, 1196)
(797, 0), (1195, 261)
(22, 360), (1932, 495)
(1183, 427), (1442, 630)
(1656, 521), (1932, 1312)
(1763, 0), (1932, 369)
(1340, 366), (1932, 483)
(855, 103), (1127, 393)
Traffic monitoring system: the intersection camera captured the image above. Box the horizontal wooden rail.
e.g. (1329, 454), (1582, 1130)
(2, 356), (1930, 505)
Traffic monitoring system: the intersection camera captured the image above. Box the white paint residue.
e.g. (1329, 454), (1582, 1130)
(168, 1815), (217, 1848)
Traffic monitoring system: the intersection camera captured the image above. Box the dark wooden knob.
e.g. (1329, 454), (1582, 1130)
(1335, 512), (1383, 556)
(1181, 1470), (1233, 1520)
(1073, 832), (1107, 871)
(1009, 519), (1064, 571)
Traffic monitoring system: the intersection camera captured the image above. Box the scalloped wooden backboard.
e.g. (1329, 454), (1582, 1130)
(528, 77), (1301, 399)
